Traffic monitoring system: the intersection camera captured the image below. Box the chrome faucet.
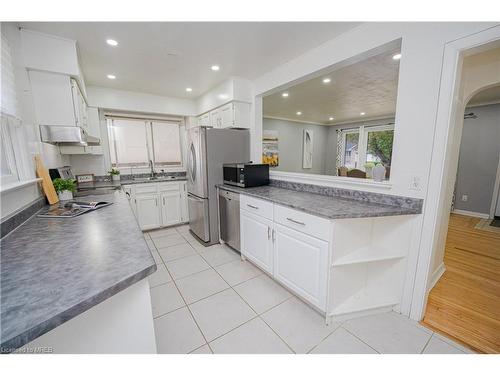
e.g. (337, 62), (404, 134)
(149, 160), (156, 178)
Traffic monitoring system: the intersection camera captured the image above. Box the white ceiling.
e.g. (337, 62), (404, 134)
(263, 47), (401, 125)
(19, 22), (360, 98)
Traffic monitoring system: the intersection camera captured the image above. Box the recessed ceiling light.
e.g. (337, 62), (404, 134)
(106, 39), (118, 46)
(185, 87), (193, 92)
(211, 65), (220, 71)
(218, 94), (229, 100)
(296, 111), (302, 116)
(282, 92), (289, 97)
(322, 78), (331, 84)
(360, 112), (366, 116)
(392, 53), (402, 60)
(107, 74), (116, 80)
(329, 117), (334, 121)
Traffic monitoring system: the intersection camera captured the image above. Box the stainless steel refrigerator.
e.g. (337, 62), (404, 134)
(187, 127), (250, 245)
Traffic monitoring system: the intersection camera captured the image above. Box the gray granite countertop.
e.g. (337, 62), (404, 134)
(0, 191), (156, 351)
(218, 184), (422, 219)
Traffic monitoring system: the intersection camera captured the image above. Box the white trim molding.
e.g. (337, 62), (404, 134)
(427, 262), (446, 292)
(452, 209), (490, 219)
(0, 178), (42, 194)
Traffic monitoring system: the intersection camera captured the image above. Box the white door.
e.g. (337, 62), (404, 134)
(210, 108), (221, 128)
(273, 223), (329, 310)
(135, 194), (160, 230)
(240, 209), (274, 274)
(161, 191), (182, 227)
(219, 103), (234, 128)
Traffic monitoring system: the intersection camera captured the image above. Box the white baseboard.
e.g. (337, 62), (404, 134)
(452, 209), (490, 219)
(428, 262), (446, 291)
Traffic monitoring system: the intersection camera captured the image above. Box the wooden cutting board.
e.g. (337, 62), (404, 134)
(34, 155), (59, 205)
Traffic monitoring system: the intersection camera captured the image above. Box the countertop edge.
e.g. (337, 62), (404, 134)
(218, 184), (421, 220)
(1, 262), (157, 352)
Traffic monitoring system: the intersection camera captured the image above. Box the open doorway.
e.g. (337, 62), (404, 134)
(422, 45), (500, 354)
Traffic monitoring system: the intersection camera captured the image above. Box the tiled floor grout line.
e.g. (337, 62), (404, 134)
(339, 324), (382, 354)
(305, 324), (344, 354)
(420, 333), (434, 354)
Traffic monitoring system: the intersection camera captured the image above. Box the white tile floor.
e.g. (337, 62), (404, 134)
(144, 225), (475, 354)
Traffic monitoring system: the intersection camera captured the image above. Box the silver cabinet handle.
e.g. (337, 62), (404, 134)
(247, 204), (259, 210)
(155, 198), (158, 206)
(163, 197), (165, 205)
(267, 226), (271, 239)
(286, 217), (305, 226)
(272, 228), (276, 242)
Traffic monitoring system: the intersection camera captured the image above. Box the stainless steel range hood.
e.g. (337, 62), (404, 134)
(40, 125), (100, 147)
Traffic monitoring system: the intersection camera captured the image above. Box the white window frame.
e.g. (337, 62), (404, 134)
(339, 124), (395, 171)
(106, 116), (184, 171)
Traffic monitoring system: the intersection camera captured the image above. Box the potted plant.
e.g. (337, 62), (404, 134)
(53, 178), (76, 201)
(364, 162), (376, 178)
(109, 167), (120, 182)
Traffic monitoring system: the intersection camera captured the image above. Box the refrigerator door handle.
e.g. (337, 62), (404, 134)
(188, 142), (197, 183)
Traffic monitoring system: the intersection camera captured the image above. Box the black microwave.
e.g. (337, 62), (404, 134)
(223, 163), (269, 188)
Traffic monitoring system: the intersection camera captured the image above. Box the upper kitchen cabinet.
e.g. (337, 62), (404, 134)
(21, 29), (81, 77)
(29, 71), (88, 130)
(198, 101), (251, 129)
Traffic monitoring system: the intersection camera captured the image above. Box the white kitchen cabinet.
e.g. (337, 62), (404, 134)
(210, 107), (222, 128)
(197, 113), (210, 127)
(274, 223), (328, 311)
(135, 194), (161, 231)
(240, 209), (274, 274)
(126, 181), (188, 230)
(161, 191), (182, 226)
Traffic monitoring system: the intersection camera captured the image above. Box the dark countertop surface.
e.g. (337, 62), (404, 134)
(218, 184), (422, 220)
(0, 191), (156, 351)
(77, 177), (187, 191)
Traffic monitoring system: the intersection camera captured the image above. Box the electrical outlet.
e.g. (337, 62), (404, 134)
(410, 176), (421, 191)
(461, 194), (468, 202)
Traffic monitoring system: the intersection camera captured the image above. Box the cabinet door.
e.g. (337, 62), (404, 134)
(180, 182), (188, 222)
(240, 209), (274, 274)
(274, 223), (328, 310)
(210, 108), (221, 128)
(161, 191), (182, 227)
(135, 194), (161, 230)
(219, 103), (234, 128)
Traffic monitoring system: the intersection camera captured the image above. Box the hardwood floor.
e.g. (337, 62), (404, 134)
(422, 214), (500, 353)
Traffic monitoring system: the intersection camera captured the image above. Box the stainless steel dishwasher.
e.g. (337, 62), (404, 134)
(218, 189), (241, 252)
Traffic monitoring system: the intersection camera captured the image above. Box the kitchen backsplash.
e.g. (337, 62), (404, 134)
(94, 171), (187, 182)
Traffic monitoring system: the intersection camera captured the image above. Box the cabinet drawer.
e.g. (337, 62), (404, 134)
(274, 204), (330, 241)
(240, 195), (273, 220)
(133, 184), (158, 194)
(158, 182), (181, 192)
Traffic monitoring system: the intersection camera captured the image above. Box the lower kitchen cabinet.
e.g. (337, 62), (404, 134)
(161, 191), (181, 226)
(135, 194), (160, 231)
(125, 181), (188, 230)
(240, 209), (274, 274)
(274, 223), (328, 311)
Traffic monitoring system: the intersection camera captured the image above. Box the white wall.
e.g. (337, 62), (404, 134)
(1, 23), (70, 220)
(86, 86), (197, 116)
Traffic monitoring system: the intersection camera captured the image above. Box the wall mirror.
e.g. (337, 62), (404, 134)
(262, 40), (402, 182)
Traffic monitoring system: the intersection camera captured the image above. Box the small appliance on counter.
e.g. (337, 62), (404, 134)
(223, 163), (269, 188)
(48, 166), (74, 180)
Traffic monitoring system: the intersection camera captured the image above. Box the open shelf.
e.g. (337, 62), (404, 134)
(332, 291), (400, 315)
(332, 246), (406, 266)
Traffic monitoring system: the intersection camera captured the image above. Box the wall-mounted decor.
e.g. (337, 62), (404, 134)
(302, 129), (313, 169)
(262, 130), (279, 167)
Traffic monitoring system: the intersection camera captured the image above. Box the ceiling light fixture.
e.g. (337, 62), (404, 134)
(107, 74), (116, 80)
(282, 92), (289, 98)
(322, 78), (331, 84)
(296, 111), (302, 116)
(218, 94), (229, 100)
(185, 87), (193, 92)
(329, 117), (334, 121)
(360, 112), (366, 116)
(392, 53), (402, 60)
(106, 39), (118, 46)
(211, 65), (220, 71)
